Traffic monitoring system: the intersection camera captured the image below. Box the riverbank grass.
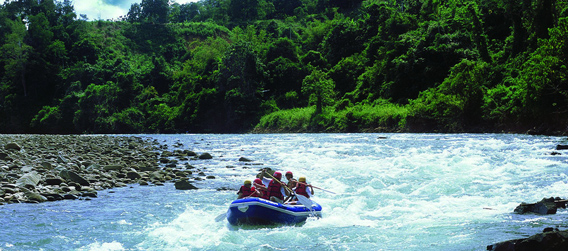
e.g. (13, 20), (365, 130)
(255, 102), (409, 132)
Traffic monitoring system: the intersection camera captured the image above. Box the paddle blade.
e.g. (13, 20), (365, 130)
(296, 194), (314, 208)
(214, 212), (226, 222)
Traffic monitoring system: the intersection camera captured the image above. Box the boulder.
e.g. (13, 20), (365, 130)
(45, 178), (64, 186)
(126, 171), (142, 180)
(150, 171), (164, 181)
(63, 194), (78, 200)
(5, 143), (21, 151)
(0, 152), (8, 160)
(59, 170), (90, 186)
(103, 165), (122, 171)
(488, 229), (568, 251)
(139, 165), (157, 172)
(15, 171), (42, 189)
(184, 150), (197, 156)
(175, 180), (198, 190)
(21, 188), (47, 202)
(43, 194), (64, 201)
(239, 157), (253, 162)
(557, 145), (568, 150)
(514, 197), (560, 215)
(81, 192), (97, 198)
(198, 153), (213, 159)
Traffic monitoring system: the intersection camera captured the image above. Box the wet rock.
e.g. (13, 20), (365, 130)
(126, 171), (141, 180)
(45, 178), (64, 186)
(59, 170), (90, 186)
(0, 152), (8, 160)
(488, 229), (568, 251)
(63, 194), (78, 200)
(206, 175), (215, 179)
(174, 180), (198, 190)
(198, 153), (213, 159)
(43, 194), (64, 201)
(239, 157), (253, 162)
(21, 187), (47, 202)
(514, 197), (561, 215)
(556, 145), (568, 150)
(139, 181), (149, 186)
(81, 192), (97, 198)
(5, 142), (21, 151)
(184, 150), (197, 156)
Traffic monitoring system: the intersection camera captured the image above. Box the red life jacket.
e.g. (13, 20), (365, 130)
(295, 183), (310, 198)
(267, 180), (284, 200)
(238, 186), (253, 197)
(254, 183), (269, 200)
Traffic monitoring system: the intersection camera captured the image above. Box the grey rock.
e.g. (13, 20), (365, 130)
(45, 178), (64, 186)
(239, 157), (253, 162)
(63, 194), (78, 200)
(59, 170), (90, 186)
(103, 165), (122, 171)
(16, 171), (42, 188)
(22, 188), (47, 202)
(174, 180), (198, 190)
(198, 153), (213, 159)
(126, 171), (141, 180)
(5, 143), (21, 151)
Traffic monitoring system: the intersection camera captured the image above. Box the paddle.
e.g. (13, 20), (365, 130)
(214, 211), (227, 222)
(264, 171), (315, 211)
(263, 171), (296, 197)
(296, 194), (319, 218)
(296, 181), (336, 194)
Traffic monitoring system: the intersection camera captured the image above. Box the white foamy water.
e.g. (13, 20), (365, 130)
(1, 133), (568, 250)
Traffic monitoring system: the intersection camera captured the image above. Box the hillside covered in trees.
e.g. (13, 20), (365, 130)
(1, 0), (567, 134)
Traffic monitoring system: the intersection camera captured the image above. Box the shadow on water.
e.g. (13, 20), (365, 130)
(227, 221), (306, 231)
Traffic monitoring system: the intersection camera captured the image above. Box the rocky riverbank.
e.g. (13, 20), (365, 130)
(0, 135), (212, 205)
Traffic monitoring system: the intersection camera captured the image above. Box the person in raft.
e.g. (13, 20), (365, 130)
(294, 177), (314, 199)
(244, 186), (264, 198)
(285, 171), (297, 190)
(260, 169), (287, 203)
(253, 178), (269, 200)
(237, 180), (254, 199)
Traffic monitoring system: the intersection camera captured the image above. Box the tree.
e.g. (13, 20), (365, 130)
(141, 0), (170, 23)
(1, 18), (32, 96)
(218, 41), (266, 130)
(229, 0), (259, 23)
(127, 3), (143, 23)
(301, 69), (335, 114)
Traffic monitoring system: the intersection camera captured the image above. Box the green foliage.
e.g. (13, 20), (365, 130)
(2, 0), (568, 134)
(301, 69), (335, 114)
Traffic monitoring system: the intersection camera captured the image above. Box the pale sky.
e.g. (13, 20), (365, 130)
(0, 0), (200, 20)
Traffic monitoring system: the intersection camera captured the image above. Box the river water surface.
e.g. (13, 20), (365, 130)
(1, 133), (568, 250)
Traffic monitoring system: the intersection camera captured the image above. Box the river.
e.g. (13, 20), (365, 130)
(1, 133), (567, 250)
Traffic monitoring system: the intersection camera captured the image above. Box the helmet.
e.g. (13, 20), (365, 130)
(244, 180), (251, 185)
(273, 171), (282, 179)
(299, 177), (306, 182)
(254, 178), (262, 184)
(286, 171), (293, 176)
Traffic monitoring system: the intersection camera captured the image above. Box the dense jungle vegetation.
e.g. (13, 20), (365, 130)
(1, 0), (567, 134)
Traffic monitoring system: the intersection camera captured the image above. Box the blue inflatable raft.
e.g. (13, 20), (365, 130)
(226, 197), (322, 225)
